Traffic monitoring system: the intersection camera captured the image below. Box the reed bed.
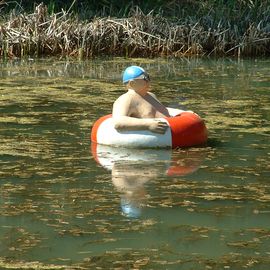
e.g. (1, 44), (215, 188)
(0, 3), (269, 59)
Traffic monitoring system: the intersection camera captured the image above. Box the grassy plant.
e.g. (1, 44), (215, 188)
(0, 2), (269, 58)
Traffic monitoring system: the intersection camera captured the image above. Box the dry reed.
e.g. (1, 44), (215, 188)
(0, 3), (269, 59)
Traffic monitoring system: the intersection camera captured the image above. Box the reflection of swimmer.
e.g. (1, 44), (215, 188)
(112, 162), (149, 218)
(112, 161), (161, 218)
(91, 144), (206, 218)
(91, 144), (171, 171)
(167, 149), (205, 176)
(120, 196), (142, 218)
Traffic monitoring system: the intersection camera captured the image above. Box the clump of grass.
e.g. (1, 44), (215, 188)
(0, 2), (269, 59)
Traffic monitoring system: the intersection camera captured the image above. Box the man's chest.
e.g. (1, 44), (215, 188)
(131, 97), (156, 118)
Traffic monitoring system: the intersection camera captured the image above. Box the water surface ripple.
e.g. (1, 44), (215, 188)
(0, 58), (269, 269)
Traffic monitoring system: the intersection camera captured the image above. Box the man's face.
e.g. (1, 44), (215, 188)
(132, 78), (150, 92)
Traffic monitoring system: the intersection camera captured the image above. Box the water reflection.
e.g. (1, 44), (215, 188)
(1, 57), (269, 268)
(91, 144), (205, 218)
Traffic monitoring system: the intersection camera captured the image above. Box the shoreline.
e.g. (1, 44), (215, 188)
(0, 3), (269, 59)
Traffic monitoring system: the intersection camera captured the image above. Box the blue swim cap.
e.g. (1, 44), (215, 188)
(122, 66), (145, 84)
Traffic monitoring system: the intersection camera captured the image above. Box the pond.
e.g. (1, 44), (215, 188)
(0, 57), (269, 269)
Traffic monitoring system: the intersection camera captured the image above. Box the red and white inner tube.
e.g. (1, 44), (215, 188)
(91, 110), (207, 148)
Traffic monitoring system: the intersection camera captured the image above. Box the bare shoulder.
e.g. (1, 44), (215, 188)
(113, 92), (133, 106)
(113, 91), (134, 116)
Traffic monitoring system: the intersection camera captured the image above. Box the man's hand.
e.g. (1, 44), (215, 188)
(148, 119), (169, 134)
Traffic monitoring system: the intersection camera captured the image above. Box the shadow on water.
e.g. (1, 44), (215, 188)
(206, 138), (227, 148)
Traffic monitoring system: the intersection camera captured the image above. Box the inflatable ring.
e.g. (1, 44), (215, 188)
(91, 111), (207, 148)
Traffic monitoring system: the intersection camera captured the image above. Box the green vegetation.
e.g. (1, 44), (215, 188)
(0, 0), (269, 58)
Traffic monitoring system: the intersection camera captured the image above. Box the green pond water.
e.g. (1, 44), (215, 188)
(0, 57), (269, 269)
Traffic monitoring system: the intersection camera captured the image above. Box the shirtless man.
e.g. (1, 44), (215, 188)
(112, 66), (174, 134)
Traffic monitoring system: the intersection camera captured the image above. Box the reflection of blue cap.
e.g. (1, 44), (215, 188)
(122, 66), (145, 84)
(121, 198), (141, 218)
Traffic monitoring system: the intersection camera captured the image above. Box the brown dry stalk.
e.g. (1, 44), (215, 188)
(0, 3), (269, 58)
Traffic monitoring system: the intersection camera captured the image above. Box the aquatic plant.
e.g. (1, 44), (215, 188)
(0, 2), (269, 58)
(0, 58), (269, 269)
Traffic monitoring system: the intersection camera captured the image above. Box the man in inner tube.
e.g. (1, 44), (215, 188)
(112, 66), (183, 134)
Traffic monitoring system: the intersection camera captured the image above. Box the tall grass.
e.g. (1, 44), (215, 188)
(2, 0), (269, 19)
(0, 1), (269, 58)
